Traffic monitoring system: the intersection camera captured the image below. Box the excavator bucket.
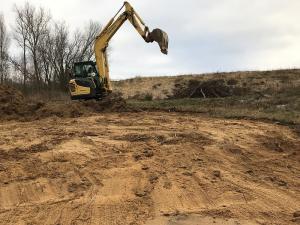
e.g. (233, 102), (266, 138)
(149, 28), (169, 54)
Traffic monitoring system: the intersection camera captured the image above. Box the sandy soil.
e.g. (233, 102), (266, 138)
(0, 112), (299, 225)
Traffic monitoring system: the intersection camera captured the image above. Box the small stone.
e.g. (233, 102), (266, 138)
(149, 174), (159, 184)
(179, 165), (187, 169)
(293, 211), (300, 218)
(182, 171), (193, 176)
(213, 170), (221, 178)
(83, 131), (98, 137)
(163, 181), (172, 189)
(246, 170), (253, 174)
(144, 150), (154, 158)
(291, 217), (300, 223)
(162, 210), (179, 217)
(135, 190), (147, 197)
(162, 212), (171, 217)
(193, 157), (203, 162)
(141, 165), (149, 170)
(277, 180), (287, 187)
(133, 153), (142, 161)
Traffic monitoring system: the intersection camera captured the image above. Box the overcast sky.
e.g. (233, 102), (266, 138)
(1, 0), (300, 79)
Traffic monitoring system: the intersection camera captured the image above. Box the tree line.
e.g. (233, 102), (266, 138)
(0, 2), (101, 94)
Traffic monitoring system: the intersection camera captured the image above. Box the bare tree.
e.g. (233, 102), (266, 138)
(53, 21), (101, 90)
(14, 4), (29, 89)
(80, 21), (102, 61)
(37, 21), (102, 91)
(38, 28), (53, 87)
(48, 22), (69, 89)
(12, 2), (102, 93)
(14, 2), (51, 90)
(25, 3), (51, 89)
(68, 21), (102, 63)
(0, 14), (10, 84)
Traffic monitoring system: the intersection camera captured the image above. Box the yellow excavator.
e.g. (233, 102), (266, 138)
(68, 1), (168, 100)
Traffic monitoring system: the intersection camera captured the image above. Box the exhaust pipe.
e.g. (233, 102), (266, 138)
(147, 28), (169, 55)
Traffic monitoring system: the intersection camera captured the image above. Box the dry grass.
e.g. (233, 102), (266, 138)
(112, 76), (174, 99)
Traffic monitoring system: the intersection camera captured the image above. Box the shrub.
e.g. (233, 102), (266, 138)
(144, 93), (153, 101)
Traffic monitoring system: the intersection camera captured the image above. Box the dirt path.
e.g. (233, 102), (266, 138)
(0, 112), (299, 225)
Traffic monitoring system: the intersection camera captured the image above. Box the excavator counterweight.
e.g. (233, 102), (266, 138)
(68, 1), (168, 100)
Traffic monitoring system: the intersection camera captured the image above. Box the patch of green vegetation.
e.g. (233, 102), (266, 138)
(143, 93), (153, 101)
(128, 92), (300, 125)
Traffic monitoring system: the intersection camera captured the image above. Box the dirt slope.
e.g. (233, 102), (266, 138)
(113, 69), (300, 100)
(0, 112), (299, 225)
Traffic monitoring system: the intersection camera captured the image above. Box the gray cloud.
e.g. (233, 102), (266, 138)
(1, 0), (300, 79)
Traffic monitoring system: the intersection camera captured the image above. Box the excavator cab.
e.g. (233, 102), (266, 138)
(69, 61), (106, 100)
(73, 61), (97, 78)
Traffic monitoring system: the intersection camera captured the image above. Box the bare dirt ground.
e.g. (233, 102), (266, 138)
(0, 112), (299, 225)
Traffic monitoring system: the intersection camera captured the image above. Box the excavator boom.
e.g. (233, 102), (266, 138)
(94, 1), (168, 91)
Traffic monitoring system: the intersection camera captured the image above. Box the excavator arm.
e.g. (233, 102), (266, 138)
(94, 1), (168, 91)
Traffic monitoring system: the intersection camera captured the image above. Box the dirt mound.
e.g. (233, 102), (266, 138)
(0, 85), (46, 120)
(0, 85), (26, 115)
(0, 85), (24, 103)
(0, 86), (128, 121)
(85, 92), (127, 112)
(34, 93), (128, 119)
